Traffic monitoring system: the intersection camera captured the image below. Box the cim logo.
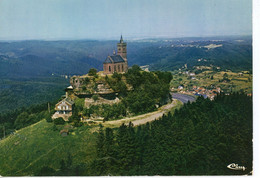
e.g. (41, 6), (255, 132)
(227, 163), (246, 171)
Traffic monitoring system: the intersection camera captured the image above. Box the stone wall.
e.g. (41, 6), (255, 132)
(103, 62), (128, 74)
(70, 76), (84, 89)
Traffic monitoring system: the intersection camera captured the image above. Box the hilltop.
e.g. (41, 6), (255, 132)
(53, 66), (173, 123)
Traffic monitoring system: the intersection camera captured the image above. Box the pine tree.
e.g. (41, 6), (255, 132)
(96, 124), (105, 158)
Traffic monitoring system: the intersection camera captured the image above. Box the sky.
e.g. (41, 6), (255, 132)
(0, 0), (252, 40)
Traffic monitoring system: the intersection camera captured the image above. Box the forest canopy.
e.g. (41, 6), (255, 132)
(91, 93), (252, 176)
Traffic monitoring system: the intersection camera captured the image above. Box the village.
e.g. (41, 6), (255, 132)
(172, 85), (221, 100)
(170, 64), (252, 100)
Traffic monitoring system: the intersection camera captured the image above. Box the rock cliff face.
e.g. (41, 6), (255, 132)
(84, 96), (120, 108)
(70, 76), (85, 89)
(70, 74), (115, 96)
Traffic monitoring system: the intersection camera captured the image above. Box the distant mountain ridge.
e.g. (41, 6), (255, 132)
(0, 37), (252, 79)
(128, 39), (252, 71)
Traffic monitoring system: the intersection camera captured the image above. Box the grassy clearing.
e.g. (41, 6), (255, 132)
(0, 120), (97, 176)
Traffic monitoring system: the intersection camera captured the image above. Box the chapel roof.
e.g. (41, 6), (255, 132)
(103, 55), (125, 64)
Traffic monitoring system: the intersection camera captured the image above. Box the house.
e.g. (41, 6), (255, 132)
(103, 35), (128, 74)
(238, 72), (243, 77)
(52, 98), (75, 121)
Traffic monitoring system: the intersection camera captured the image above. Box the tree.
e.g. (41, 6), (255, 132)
(96, 124), (105, 158)
(66, 152), (73, 169)
(35, 166), (56, 176)
(45, 116), (53, 122)
(104, 128), (115, 156)
(60, 159), (67, 171)
(88, 68), (97, 76)
(82, 86), (86, 91)
(14, 112), (29, 129)
(83, 77), (90, 84)
(54, 117), (65, 125)
(124, 90), (155, 114)
(223, 73), (228, 79)
(112, 72), (122, 81)
(92, 94), (99, 101)
(91, 93), (252, 175)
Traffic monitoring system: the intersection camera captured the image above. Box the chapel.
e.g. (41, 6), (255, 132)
(103, 35), (128, 74)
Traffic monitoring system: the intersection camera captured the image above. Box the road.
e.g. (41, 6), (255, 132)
(90, 99), (181, 131)
(92, 93), (194, 130)
(171, 93), (196, 103)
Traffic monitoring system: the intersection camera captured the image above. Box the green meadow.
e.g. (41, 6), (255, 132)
(0, 120), (97, 176)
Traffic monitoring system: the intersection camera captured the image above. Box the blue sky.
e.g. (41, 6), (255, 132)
(0, 0), (252, 40)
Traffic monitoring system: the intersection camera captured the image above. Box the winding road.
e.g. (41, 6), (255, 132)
(102, 99), (180, 128)
(91, 93), (197, 131)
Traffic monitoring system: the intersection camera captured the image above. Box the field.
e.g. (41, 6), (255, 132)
(170, 70), (252, 94)
(0, 120), (97, 176)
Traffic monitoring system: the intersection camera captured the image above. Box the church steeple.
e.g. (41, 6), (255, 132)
(120, 35), (123, 43)
(117, 35), (127, 59)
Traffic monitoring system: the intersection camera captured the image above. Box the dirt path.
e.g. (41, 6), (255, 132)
(101, 99), (180, 128)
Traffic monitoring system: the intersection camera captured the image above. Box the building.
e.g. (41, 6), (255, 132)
(52, 98), (75, 121)
(103, 35), (128, 74)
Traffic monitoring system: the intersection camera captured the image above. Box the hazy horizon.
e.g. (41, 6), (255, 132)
(0, 0), (252, 41)
(0, 34), (253, 42)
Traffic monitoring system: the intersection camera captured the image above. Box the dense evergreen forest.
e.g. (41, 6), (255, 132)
(91, 93), (252, 176)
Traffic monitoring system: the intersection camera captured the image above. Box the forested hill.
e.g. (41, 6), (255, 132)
(0, 36), (252, 78)
(91, 93), (252, 176)
(132, 38), (252, 72)
(0, 40), (104, 78)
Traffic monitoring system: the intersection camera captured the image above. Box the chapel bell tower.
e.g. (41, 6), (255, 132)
(117, 35), (127, 60)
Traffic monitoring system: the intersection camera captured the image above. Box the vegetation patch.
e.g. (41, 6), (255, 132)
(0, 120), (97, 176)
